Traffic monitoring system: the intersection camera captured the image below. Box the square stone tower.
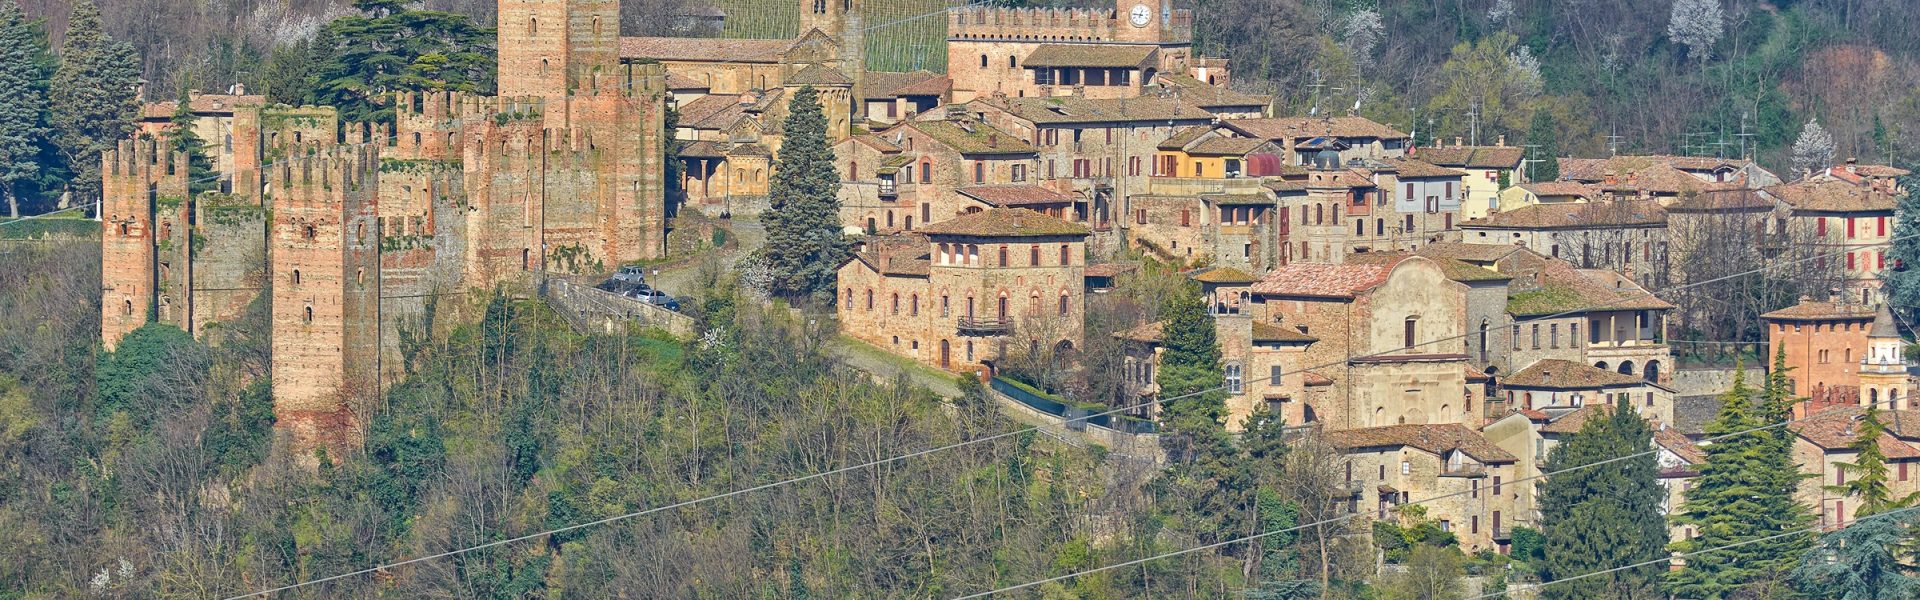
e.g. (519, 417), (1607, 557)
(100, 139), (189, 350)
(497, 0), (620, 100)
(268, 144), (382, 455)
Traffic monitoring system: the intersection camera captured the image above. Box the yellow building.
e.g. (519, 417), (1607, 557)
(1415, 143), (1526, 221)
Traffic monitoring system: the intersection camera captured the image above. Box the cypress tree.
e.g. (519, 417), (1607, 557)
(168, 84), (217, 198)
(48, 0), (139, 208)
(1667, 358), (1815, 598)
(1537, 398), (1667, 600)
(762, 86), (851, 302)
(0, 0), (49, 218)
(1827, 405), (1919, 517)
(1155, 286), (1229, 461)
(1525, 110), (1560, 182)
(1882, 178), (1920, 323)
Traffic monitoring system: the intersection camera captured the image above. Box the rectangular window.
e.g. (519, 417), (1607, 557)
(1137, 209), (1147, 225)
(1405, 319), (1417, 348)
(1471, 479), (1480, 499)
(941, 295), (950, 317)
(973, 161), (985, 183)
(1571, 323), (1581, 347)
(1902, 462), (1909, 481)
(1880, 216), (1888, 236)
(1011, 164), (1026, 182)
(1270, 365), (1282, 385)
(1029, 245), (1040, 266)
(1550, 324), (1560, 348)
(1472, 516), (1480, 534)
(1405, 183), (1414, 200)
(1849, 217), (1857, 238)
(1818, 218), (1828, 236)
(1180, 209), (1191, 227)
(1493, 476), (1503, 495)
(1531, 324), (1540, 349)
(1401, 461), (1411, 475)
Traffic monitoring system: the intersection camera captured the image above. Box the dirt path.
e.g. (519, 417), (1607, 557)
(650, 218), (765, 298)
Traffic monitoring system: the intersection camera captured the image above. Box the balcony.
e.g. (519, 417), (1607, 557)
(1492, 527), (1512, 542)
(957, 316), (1014, 336)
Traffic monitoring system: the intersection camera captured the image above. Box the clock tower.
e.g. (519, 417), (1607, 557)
(1112, 0), (1171, 43)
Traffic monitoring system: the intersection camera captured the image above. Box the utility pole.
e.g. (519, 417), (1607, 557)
(1467, 102), (1480, 146)
(1520, 143), (1542, 183)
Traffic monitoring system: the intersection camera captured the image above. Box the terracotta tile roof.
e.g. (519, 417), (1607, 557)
(619, 36), (794, 63)
(1326, 423), (1517, 463)
(1118, 320), (1165, 343)
(916, 208), (1090, 238)
(864, 70), (948, 99)
(907, 119), (1037, 155)
(1462, 200), (1666, 230)
(1416, 145), (1525, 169)
(1157, 125), (1214, 150)
(984, 96), (1214, 125)
(678, 140), (727, 158)
(1764, 180), (1897, 213)
(1150, 73), (1270, 108)
(1304, 371), (1336, 386)
(1872, 304), (1901, 338)
(1263, 179), (1309, 193)
(1415, 242), (1529, 264)
(1343, 252), (1509, 283)
(956, 185), (1074, 207)
(663, 71), (708, 90)
(849, 233), (931, 277)
(1655, 427), (1706, 464)
(1188, 136), (1269, 156)
(1464, 364), (1491, 382)
(1665, 189), (1778, 212)
(677, 94), (740, 126)
(1761, 299), (1877, 321)
(1505, 259), (1674, 316)
(1189, 266), (1260, 284)
(1249, 262), (1394, 299)
(1020, 43), (1156, 68)
(1381, 158), (1468, 179)
(141, 93), (265, 119)
(1539, 405), (1608, 434)
(1791, 406), (1920, 458)
(1514, 181), (1602, 200)
(1306, 169), (1376, 189)
(1507, 359), (1649, 389)
(1252, 321), (1319, 343)
(786, 63), (854, 86)
(1558, 156), (1749, 195)
(1084, 262), (1139, 278)
(1223, 116), (1410, 141)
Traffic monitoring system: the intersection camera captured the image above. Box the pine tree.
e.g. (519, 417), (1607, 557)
(762, 86), (851, 302)
(1667, 360), (1816, 598)
(47, 0), (139, 208)
(169, 84), (217, 198)
(1525, 109), (1560, 182)
(1155, 285), (1229, 459)
(1882, 180), (1920, 323)
(1537, 398), (1667, 600)
(0, 0), (49, 218)
(1791, 513), (1920, 600)
(1828, 405), (1920, 517)
(310, 0), (495, 123)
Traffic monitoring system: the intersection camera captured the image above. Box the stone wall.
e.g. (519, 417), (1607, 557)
(191, 195), (269, 336)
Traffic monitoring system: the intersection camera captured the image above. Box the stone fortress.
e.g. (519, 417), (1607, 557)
(100, 0), (670, 454)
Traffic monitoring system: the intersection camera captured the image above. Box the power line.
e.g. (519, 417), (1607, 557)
(1468, 504), (1920, 600)
(224, 225), (1918, 597)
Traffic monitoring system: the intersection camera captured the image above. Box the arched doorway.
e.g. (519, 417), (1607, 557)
(1644, 360), (1660, 383)
(940, 340), (951, 368)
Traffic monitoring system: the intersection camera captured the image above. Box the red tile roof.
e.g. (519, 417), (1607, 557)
(1224, 116), (1410, 141)
(1791, 406), (1920, 458)
(957, 185), (1074, 207)
(1655, 427), (1706, 464)
(1020, 44), (1157, 68)
(1249, 262), (1394, 299)
(1382, 158), (1468, 179)
(1463, 200), (1665, 230)
(619, 36), (794, 63)
(1326, 423), (1518, 463)
(1415, 145), (1526, 169)
(1506, 359), (1649, 390)
(915, 208), (1090, 238)
(1764, 180), (1898, 213)
(1761, 299), (1878, 321)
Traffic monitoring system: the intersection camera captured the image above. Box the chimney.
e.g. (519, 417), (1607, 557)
(988, 133), (998, 147)
(1496, 134), (1506, 147)
(1846, 157), (1858, 174)
(1829, 287), (1843, 303)
(1455, 136), (1464, 147)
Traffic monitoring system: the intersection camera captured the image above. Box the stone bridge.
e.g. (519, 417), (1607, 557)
(543, 277), (695, 337)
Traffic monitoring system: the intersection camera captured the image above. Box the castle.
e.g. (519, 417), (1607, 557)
(100, 0), (670, 454)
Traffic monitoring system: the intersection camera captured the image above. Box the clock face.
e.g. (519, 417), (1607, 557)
(1129, 4), (1151, 27)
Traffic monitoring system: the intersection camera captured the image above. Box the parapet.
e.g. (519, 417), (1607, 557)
(268, 143), (381, 210)
(946, 5), (1191, 43)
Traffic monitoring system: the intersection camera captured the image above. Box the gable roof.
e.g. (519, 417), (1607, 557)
(785, 63), (854, 86)
(1462, 200), (1666, 230)
(956, 185), (1074, 207)
(1326, 424), (1517, 464)
(1505, 258), (1674, 316)
(1514, 181), (1602, 201)
(1761, 299), (1877, 322)
(1189, 266), (1260, 284)
(1020, 43), (1156, 68)
(1791, 406), (1920, 459)
(906, 119), (1037, 155)
(1249, 262), (1395, 299)
(1416, 145), (1525, 169)
(1381, 158), (1468, 179)
(848, 233), (932, 277)
(1655, 427), (1706, 464)
(1414, 241), (1530, 264)
(1539, 405), (1607, 434)
(1150, 73), (1270, 109)
(1252, 321), (1319, 343)
(1507, 359), (1649, 390)
(1223, 116), (1410, 142)
(619, 36), (797, 63)
(864, 70), (948, 99)
(1764, 179), (1898, 213)
(1343, 252), (1510, 283)
(982, 96), (1215, 125)
(915, 208), (1090, 238)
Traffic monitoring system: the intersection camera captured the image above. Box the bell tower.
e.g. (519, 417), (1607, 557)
(1860, 304), (1910, 410)
(497, 0), (619, 100)
(798, 0), (865, 118)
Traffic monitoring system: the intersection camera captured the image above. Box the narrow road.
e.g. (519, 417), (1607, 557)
(650, 218), (765, 297)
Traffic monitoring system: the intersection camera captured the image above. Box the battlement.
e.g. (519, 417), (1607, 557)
(947, 5), (1193, 43)
(103, 137), (191, 181)
(268, 144), (380, 211)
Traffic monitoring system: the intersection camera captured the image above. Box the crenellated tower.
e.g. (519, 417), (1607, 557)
(497, 0), (620, 101)
(100, 138), (190, 349)
(268, 144), (382, 456)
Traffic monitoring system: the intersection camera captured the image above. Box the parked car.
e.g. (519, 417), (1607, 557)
(632, 289), (680, 311)
(620, 284), (654, 298)
(611, 265), (648, 285)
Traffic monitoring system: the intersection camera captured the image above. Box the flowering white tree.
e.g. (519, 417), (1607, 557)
(1792, 118), (1837, 178)
(1487, 0), (1515, 24)
(1341, 9), (1383, 68)
(1667, 0), (1724, 62)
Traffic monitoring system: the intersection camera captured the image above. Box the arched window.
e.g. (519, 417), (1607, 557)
(303, 306), (314, 323)
(920, 160), (932, 183)
(123, 299), (133, 316)
(529, 17), (538, 35)
(303, 224), (317, 240)
(292, 269), (301, 285)
(865, 289), (874, 310)
(1871, 388), (1881, 408)
(892, 293), (901, 315)
(980, 54), (989, 68)
(910, 294), (919, 316)
(998, 245), (1009, 266)
(1477, 319), (1491, 363)
(1060, 244), (1070, 265)
(845, 288), (854, 309)
(1645, 360), (1661, 383)
(1058, 291), (1069, 316)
